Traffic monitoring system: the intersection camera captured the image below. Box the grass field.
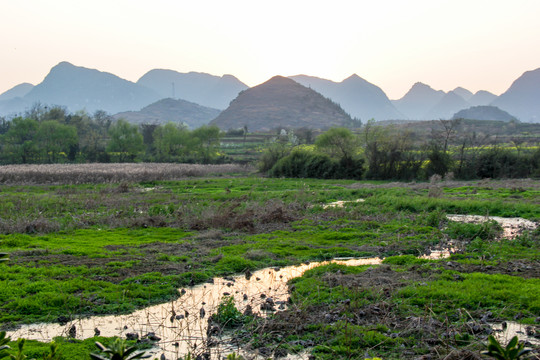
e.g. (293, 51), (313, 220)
(0, 167), (538, 359)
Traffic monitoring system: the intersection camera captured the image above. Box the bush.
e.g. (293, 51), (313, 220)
(269, 149), (364, 179)
(270, 149), (337, 179)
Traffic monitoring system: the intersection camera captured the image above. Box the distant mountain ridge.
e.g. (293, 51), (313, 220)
(114, 98), (220, 129)
(137, 69), (247, 110)
(425, 91), (471, 120)
(1, 62), (540, 124)
(391, 82), (445, 120)
(0, 83), (34, 102)
(492, 67), (540, 123)
(24, 62), (162, 114)
(393, 83), (498, 120)
(210, 76), (355, 132)
(290, 74), (402, 121)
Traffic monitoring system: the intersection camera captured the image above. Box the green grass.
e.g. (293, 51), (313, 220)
(397, 272), (540, 320)
(0, 177), (538, 359)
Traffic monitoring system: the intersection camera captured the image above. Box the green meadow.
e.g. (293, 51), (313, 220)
(0, 176), (538, 359)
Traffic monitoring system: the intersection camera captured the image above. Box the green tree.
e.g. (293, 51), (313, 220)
(315, 127), (364, 178)
(36, 121), (78, 163)
(315, 127), (357, 162)
(192, 125), (222, 163)
(0, 117), (10, 136)
(2, 117), (39, 163)
(153, 123), (192, 161)
(360, 120), (422, 180)
(106, 119), (144, 162)
(425, 142), (452, 177)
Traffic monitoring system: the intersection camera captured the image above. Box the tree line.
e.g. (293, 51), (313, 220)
(261, 120), (540, 180)
(0, 105), (223, 164)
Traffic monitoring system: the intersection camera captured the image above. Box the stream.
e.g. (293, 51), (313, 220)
(6, 214), (538, 358)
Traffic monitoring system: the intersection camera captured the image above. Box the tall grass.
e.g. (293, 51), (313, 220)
(0, 163), (252, 185)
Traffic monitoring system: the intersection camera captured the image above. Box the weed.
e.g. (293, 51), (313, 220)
(482, 335), (531, 360)
(210, 296), (246, 328)
(90, 339), (151, 360)
(0, 332), (9, 359)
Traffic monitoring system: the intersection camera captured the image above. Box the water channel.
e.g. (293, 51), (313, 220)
(6, 214), (538, 358)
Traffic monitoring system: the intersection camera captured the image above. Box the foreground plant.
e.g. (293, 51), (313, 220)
(90, 339), (151, 360)
(8, 339), (29, 360)
(482, 335), (531, 360)
(0, 331), (10, 359)
(0, 253), (9, 263)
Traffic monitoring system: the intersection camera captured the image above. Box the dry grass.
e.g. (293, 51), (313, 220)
(0, 163), (252, 184)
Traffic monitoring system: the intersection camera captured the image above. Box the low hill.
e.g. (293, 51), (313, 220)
(210, 76), (355, 132)
(114, 98), (220, 128)
(452, 105), (516, 122)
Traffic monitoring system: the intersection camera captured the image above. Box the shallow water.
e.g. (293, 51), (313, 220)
(492, 321), (540, 347)
(446, 214), (537, 239)
(7, 258), (382, 358)
(322, 198), (365, 209)
(7, 223), (537, 358)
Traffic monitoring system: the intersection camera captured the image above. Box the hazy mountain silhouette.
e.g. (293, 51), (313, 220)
(137, 69), (247, 110)
(425, 91), (470, 119)
(468, 90), (497, 106)
(0, 83), (34, 101)
(491, 67), (540, 122)
(392, 82), (445, 119)
(0, 97), (31, 116)
(290, 74), (402, 121)
(452, 87), (474, 101)
(22, 62), (161, 114)
(452, 105), (516, 121)
(114, 98), (220, 128)
(210, 76), (354, 132)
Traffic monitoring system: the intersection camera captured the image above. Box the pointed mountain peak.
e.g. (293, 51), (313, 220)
(221, 74), (239, 81)
(262, 75), (298, 86)
(411, 82), (435, 90)
(51, 61), (77, 71)
(342, 74), (366, 83)
(452, 87), (473, 101)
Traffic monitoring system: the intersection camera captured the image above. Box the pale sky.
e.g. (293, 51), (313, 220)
(1, 0), (539, 99)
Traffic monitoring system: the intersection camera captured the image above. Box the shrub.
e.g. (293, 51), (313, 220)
(269, 149), (337, 179)
(269, 149), (364, 179)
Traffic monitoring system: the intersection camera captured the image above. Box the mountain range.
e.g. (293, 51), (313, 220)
(0, 62), (539, 125)
(0, 62), (246, 117)
(137, 69), (247, 110)
(290, 74), (403, 121)
(391, 83), (498, 120)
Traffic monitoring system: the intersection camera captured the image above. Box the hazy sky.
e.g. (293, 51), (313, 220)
(1, 0), (539, 99)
